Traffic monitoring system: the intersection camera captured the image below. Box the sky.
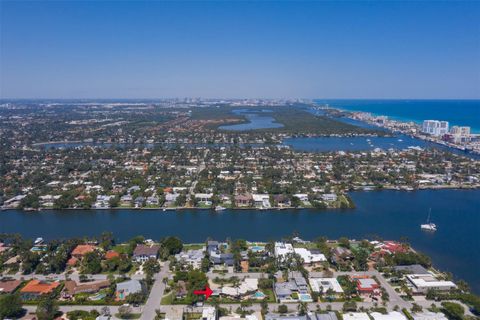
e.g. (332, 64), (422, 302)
(1, 1), (479, 99)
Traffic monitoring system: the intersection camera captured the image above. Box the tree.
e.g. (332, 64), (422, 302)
(143, 258), (160, 276)
(81, 251), (102, 274)
(36, 295), (59, 320)
(160, 237), (183, 259)
(118, 305), (132, 318)
(0, 293), (23, 319)
(278, 304), (288, 314)
(343, 301), (358, 312)
(298, 301), (308, 315)
(441, 302), (464, 320)
(338, 237), (350, 248)
(260, 299), (269, 315)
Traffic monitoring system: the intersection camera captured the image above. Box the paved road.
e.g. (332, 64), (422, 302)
(141, 261), (170, 320)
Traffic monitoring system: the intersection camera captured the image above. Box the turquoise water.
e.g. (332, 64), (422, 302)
(314, 100), (480, 133)
(2, 190), (479, 293)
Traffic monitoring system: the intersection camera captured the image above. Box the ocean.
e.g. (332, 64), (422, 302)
(314, 100), (480, 133)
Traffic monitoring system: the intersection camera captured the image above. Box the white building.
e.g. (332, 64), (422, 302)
(293, 247), (326, 264)
(274, 242), (294, 257)
(274, 242), (326, 265)
(251, 194), (271, 208)
(370, 312), (407, 320)
(343, 313), (370, 320)
(412, 312), (448, 320)
(174, 249), (205, 269)
(406, 274), (456, 293)
(202, 307), (217, 320)
(422, 120), (449, 136)
(309, 277), (343, 294)
(450, 126), (471, 136)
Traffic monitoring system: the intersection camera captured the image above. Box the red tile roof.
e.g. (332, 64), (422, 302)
(105, 250), (120, 260)
(71, 244), (96, 257)
(21, 280), (60, 294)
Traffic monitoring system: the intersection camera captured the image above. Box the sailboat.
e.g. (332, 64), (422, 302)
(421, 208), (437, 232)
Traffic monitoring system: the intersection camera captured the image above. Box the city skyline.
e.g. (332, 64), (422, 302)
(1, 1), (479, 99)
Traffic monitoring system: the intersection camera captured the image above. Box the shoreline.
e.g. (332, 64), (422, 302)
(325, 106), (480, 156)
(4, 186), (479, 212)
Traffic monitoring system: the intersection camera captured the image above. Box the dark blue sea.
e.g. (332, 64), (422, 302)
(314, 100), (480, 133)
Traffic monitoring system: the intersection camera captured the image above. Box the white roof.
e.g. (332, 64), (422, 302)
(293, 247), (326, 264)
(274, 242), (294, 257)
(406, 274), (456, 289)
(412, 312), (448, 320)
(309, 277), (343, 293)
(252, 194), (269, 201)
(370, 312), (407, 320)
(343, 313), (370, 320)
(221, 278), (258, 296)
(202, 307), (216, 320)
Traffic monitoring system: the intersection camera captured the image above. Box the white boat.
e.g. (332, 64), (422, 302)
(34, 237), (44, 245)
(215, 206), (226, 211)
(421, 209), (437, 232)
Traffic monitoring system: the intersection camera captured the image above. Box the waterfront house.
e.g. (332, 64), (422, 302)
(93, 195), (111, 209)
(235, 194), (252, 207)
(115, 279), (143, 300)
(293, 248), (326, 265)
(165, 193), (179, 206)
(321, 193), (338, 202)
(252, 194), (271, 208)
(133, 244), (159, 263)
(21, 280), (60, 300)
(175, 249), (205, 269)
(331, 246), (353, 265)
(120, 194), (133, 206)
(393, 264), (430, 275)
(146, 196), (160, 206)
(405, 274), (456, 294)
(195, 193), (213, 205)
(273, 194), (291, 207)
(293, 194), (309, 202)
(134, 196), (145, 208)
(105, 250), (120, 260)
(71, 244), (97, 259)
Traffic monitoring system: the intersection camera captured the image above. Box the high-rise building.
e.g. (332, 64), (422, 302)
(450, 126), (471, 136)
(422, 120), (449, 136)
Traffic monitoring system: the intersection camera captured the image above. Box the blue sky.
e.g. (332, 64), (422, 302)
(1, 1), (479, 99)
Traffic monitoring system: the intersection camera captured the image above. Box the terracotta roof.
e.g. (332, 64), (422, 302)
(0, 279), (22, 293)
(67, 256), (79, 266)
(71, 244), (97, 257)
(21, 280), (60, 294)
(105, 250), (120, 260)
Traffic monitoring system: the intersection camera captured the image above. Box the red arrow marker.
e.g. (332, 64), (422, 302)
(193, 286), (213, 300)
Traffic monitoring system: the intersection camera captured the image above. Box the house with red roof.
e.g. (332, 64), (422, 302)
(21, 280), (60, 300)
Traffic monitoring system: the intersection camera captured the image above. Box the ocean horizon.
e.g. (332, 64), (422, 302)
(314, 99), (480, 133)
